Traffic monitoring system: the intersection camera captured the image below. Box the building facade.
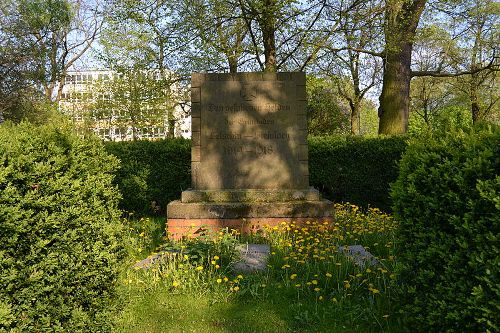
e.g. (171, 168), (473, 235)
(59, 69), (191, 141)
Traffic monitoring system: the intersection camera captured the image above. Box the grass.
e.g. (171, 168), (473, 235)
(114, 204), (406, 332)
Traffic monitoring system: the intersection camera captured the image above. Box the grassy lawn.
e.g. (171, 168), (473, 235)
(114, 204), (405, 333)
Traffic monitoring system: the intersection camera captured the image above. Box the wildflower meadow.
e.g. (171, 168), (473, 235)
(115, 203), (404, 333)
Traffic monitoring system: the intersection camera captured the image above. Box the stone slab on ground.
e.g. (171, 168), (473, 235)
(338, 245), (379, 267)
(232, 244), (271, 273)
(132, 250), (180, 269)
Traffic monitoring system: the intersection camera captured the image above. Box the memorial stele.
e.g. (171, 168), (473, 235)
(167, 72), (333, 238)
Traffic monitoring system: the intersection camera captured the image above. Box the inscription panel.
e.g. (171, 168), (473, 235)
(194, 73), (308, 190)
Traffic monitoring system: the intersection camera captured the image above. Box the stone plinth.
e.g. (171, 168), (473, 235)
(166, 72), (334, 239)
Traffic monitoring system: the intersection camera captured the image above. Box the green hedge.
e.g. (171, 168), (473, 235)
(309, 135), (407, 211)
(391, 126), (499, 332)
(106, 136), (406, 215)
(0, 123), (125, 332)
(105, 139), (191, 215)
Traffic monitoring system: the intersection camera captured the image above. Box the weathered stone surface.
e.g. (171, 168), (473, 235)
(167, 200), (334, 219)
(181, 188), (321, 203)
(338, 245), (379, 267)
(191, 72), (308, 190)
(166, 217), (335, 239)
(233, 244), (270, 273)
(132, 250), (179, 269)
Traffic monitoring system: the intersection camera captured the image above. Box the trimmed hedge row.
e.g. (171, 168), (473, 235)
(105, 136), (407, 215)
(392, 126), (499, 332)
(105, 139), (191, 215)
(309, 135), (407, 211)
(0, 123), (125, 332)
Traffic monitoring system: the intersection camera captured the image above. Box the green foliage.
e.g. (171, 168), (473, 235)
(0, 122), (126, 332)
(105, 138), (191, 216)
(391, 125), (500, 332)
(408, 104), (473, 134)
(306, 76), (350, 135)
(309, 135), (408, 211)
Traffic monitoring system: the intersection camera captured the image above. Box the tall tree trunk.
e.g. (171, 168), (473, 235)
(350, 100), (361, 135)
(378, 42), (413, 134)
(260, 0), (277, 72)
(378, 0), (426, 135)
(470, 79), (481, 124)
(228, 56), (238, 73)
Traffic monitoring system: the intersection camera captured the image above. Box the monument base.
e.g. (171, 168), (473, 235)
(166, 189), (334, 239)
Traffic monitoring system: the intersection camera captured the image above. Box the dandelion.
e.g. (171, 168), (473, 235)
(290, 274), (297, 280)
(331, 297), (338, 303)
(366, 268), (372, 273)
(211, 261), (216, 265)
(215, 264), (220, 269)
(237, 275), (243, 279)
(234, 286), (240, 291)
(172, 281), (179, 287)
(318, 296), (323, 301)
(295, 284), (301, 288)
(213, 256), (220, 260)
(326, 273), (332, 278)
(312, 280), (318, 285)
(223, 277), (229, 282)
(196, 266), (203, 271)
(314, 287), (321, 292)
(216, 278), (222, 284)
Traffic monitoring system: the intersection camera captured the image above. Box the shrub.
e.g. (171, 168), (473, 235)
(391, 125), (499, 332)
(0, 122), (125, 332)
(105, 139), (190, 216)
(309, 135), (407, 211)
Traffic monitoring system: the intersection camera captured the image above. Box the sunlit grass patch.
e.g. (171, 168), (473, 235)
(115, 203), (404, 332)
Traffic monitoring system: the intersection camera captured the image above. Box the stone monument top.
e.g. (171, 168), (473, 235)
(190, 72), (309, 191)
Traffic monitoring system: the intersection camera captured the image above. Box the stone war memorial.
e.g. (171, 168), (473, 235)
(167, 72), (334, 238)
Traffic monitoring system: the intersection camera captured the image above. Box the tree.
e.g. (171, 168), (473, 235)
(101, 0), (190, 136)
(319, 0), (383, 134)
(0, 0), (103, 113)
(306, 75), (350, 135)
(86, 70), (181, 140)
(238, 0), (332, 72)
(179, 0), (248, 73)
(410, 0), (499, 125)
(377, 0), (427, 134)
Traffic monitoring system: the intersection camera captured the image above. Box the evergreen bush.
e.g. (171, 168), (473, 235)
(309, 135), (407, 211)
(105, 138), (190, 216)
(0, 122), (125, 332)
(391, 125), (499, 332)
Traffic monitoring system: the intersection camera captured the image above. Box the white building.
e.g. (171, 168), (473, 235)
(59, 69), (191, 140)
